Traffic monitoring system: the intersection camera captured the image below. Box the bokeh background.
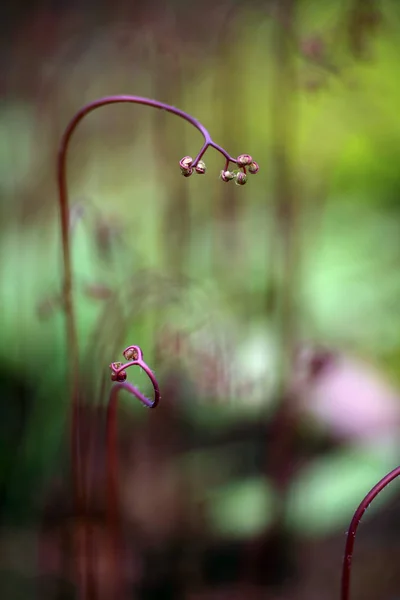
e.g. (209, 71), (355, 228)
(1, 0), (400, 598)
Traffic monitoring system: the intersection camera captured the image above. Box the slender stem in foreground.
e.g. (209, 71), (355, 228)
(341, 464), (400, 600)
(106, 352), (160, 597)
(57, 95), (242, 507)
(56, 93), (257, 600)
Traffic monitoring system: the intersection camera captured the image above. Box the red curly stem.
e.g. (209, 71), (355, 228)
(107, 346), (160, 520)
(341, 464), (400, 600)
(106, 346), (160, 515)
(106, 355), (160, 596)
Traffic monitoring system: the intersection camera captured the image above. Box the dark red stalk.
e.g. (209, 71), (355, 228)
(341, 465), (400, 600)
(106, 346), (160, 597)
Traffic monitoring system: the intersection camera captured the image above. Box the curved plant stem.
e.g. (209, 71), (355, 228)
(106, 363), (160, 597)
(57, 95), (254, 598)
(57, 95), (239, 507)
(341, 464), (400, 600)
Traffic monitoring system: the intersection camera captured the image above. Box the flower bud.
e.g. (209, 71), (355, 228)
(220, 170), (235, 182)
(235, 172), (247, 186)
(237, 154), (253, 167)
(179, 156), (193, 170)
(111, 370), (127, 382)
(179, 156), (194, 177)
(248, 161), (259, 174)
(195, 160), (206, 175)
(109, 362), (127, 382)
(123, 346), (139, 361)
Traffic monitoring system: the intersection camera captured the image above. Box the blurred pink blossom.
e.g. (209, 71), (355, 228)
(294, 347), (400, 442)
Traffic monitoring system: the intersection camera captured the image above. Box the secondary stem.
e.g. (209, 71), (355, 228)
(341, 464), (400, 600)
(105, 377), (160, 596)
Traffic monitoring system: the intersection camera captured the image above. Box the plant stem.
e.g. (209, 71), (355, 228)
(57, 95), (238, 505)
(341, 464), (400, 600)
(57, 94), (250, 599)
(105, 375), (160, 597)
(270, 0), (299, 393)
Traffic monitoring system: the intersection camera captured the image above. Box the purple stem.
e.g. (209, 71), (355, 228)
(341, 464), (400, 600)
(57, 94), (237, 507)
(106, 366), (160, 590)
(110, 359), (161, 409)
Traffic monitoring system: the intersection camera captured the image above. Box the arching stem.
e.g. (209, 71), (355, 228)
(57, 95), (238, 506)
(341, 464), (400, 600)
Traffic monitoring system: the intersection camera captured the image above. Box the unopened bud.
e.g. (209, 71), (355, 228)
(237, 154), (253, 167)
(179, 156), (194, 177)
(111, 370), (127, 382)
(109, 362), (127, 382)
(179, 156), (193, 170)
(123, 346), (139, 361)
(248, 161), (259, 174)
(235, 172), (247, 186)
(220, 170), (235, 182)
(195, 160), (206, 175)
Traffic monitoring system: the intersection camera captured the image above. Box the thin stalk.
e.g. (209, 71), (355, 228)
(106, 354), (160, 597)
(341, 465), (400, 600)
(269, 0), (299, 394)
(57, 94), (241, 503)
(57, 95), (256, 598)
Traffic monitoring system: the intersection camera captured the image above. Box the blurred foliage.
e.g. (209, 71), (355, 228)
(1, 0), (400, 597)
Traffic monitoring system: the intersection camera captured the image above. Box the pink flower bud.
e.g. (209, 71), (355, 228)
(179, 156), (194, 177)
(237, 154), (253, 167)
(123, 347), (139, 361)
(195, 160), (206, 175)
(109, 361), (127, 382)
(111, 370), (127, 382)
(220, 170), (235, 182)
(235, 172), (247, 186)
(248, 161), (259, 174)
(179, 156), (193, 170)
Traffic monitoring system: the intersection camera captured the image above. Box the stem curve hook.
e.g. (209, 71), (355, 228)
(57, 94), (257, 505)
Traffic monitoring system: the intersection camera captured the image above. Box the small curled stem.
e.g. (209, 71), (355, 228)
(341, 464), (400, 600)
(106, 378), (159, 519)
(106, 351), (160, 595)
(109, 363), (161, 409)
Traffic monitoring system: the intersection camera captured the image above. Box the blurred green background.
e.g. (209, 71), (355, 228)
(1, 0), (400, 598)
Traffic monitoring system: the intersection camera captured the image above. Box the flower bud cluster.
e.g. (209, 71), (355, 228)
(179, 156), (207, 177)
(219, 154), (259, 186)
(236, 153), (259, 175)
(109, 361), (127, 382)
(109, 345), (143, 382)
(179, 153), (258, 185)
